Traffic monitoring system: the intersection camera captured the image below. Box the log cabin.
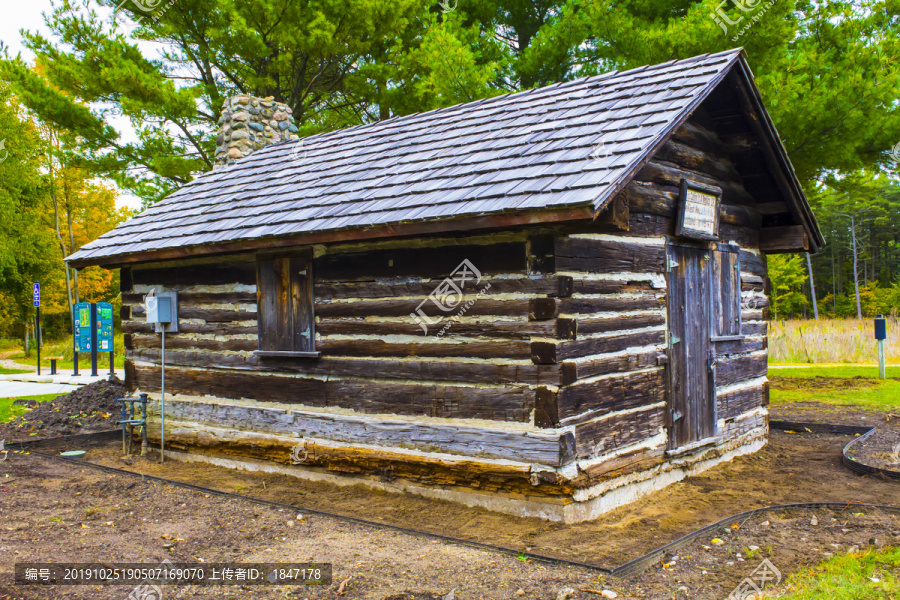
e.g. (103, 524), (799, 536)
(68, 49), (823, 523)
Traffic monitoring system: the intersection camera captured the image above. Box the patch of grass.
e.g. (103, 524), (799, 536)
(0, 393), (61, 423)
(778, 547), (900, 599)
(8, 334), (125, 370)
(770, 376), (900, 412)
(770, 365), (900, 378)
(0, 367), (31, 375)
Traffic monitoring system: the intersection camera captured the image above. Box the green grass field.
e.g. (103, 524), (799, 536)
(768, 364), (900, 412)
(778, 547), (900, 599)
(0, 393), (61, 423)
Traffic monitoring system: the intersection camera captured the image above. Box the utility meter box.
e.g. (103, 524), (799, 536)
(875, 315), (887, 341)
(145, 291), (179, 333)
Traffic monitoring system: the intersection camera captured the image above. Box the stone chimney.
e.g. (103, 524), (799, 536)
(214, 95), (300, 169)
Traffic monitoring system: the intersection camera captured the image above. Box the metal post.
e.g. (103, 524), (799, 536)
(140, 393), (149, 456)
(160, 328), (165, 464)
(879, 339), (886, 379)
(35, 307), (41, 376)
(109, 351), (115, 376)
(72, 306), (79, 376)
(90, 303), (98, 377)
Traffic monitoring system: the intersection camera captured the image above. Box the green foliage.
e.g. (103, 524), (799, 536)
(0, 84), (57, 341)
(809, 174), (900, 319)
(768, 254), (809, 318)
(3, 0), (898, 206)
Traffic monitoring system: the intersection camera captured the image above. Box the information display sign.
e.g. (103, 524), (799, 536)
(96, 302), (114, 351)
(74, 302), (93, 352)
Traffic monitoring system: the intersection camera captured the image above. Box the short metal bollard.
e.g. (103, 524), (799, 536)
(875, 315), (887, 379)
(50, 359), (57, 375)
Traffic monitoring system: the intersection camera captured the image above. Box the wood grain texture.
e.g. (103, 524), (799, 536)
(132, 262), (257, 287)
(134, 365), (537, 423)
(573, 406), (665, 459)
(558, 368), (667, 424)
(150, 397), (572, 466)
(555, 238), (666, 274)
(314, 277), (559, 300)
(128, 348), (562, 385)
(560, 350), (661, 385)
(314, 242), (527, 282)
(316, 338), (532, 359)
(718, 382), (768, 420)
(715, 353), (767, 387)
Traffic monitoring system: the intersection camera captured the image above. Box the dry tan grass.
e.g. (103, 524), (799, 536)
(769, 318), (900, 364)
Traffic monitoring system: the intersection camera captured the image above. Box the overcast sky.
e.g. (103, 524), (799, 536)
(3, 1), (148, 212)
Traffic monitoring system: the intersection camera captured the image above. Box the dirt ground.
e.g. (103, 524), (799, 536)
(0, 379), (124, 442)
(1, 385), (899, 599)
(1, 444), (898, 600)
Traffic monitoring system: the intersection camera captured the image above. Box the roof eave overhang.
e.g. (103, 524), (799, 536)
(591, 50), (824, 255)
(66, 204), (596, 270)
(729, 57), (825, 253)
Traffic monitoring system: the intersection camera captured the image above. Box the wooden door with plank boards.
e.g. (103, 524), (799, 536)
(666, 242), (717, 449)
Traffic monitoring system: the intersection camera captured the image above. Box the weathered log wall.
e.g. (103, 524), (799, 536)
(525, 111), (771, 488)
(122, 232), (569, 438)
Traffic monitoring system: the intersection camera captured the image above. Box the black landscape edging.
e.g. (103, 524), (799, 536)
(770, 419), (900, 481)
(10, 430), (900, 577)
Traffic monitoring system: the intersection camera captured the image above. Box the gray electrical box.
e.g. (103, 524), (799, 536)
(145, 291), (179, 333)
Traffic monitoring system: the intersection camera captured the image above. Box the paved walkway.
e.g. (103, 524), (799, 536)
(0, 380), (81, 398)
(0, 357), (33, 371)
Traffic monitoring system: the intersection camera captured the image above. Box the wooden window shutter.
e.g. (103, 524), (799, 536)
(711, 246), (741, 337)
(256, 251), (315, 354)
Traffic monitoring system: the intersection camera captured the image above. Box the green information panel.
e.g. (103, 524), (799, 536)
(74, 301), (92, 352)
(97, 302), (114, 351)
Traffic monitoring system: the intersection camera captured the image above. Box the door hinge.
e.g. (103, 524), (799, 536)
(668, 332), (681, 347)
(666, 257), (679, 271)
(297, 269), (308, 276)
(672, 410), (684, 422)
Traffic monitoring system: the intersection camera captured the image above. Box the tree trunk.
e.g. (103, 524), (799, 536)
(64, 182), (80, 303)
(831, 242), (836, 315)
(806, 252), (818, 320)
(851, 216), (862, 319)
(47, 131), (75, 323)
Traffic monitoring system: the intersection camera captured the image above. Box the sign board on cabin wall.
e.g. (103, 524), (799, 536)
(675, 179), (723, 240)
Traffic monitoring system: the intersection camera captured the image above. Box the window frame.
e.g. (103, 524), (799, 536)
(254, 250), (320, 358)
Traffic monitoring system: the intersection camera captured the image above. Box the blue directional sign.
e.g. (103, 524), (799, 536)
(33, 282), (40, 308)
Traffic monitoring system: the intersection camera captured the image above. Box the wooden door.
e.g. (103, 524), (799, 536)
(667, 243), (716, 449)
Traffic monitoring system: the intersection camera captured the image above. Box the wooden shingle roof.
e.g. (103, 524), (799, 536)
(68, 48), (819, 268)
